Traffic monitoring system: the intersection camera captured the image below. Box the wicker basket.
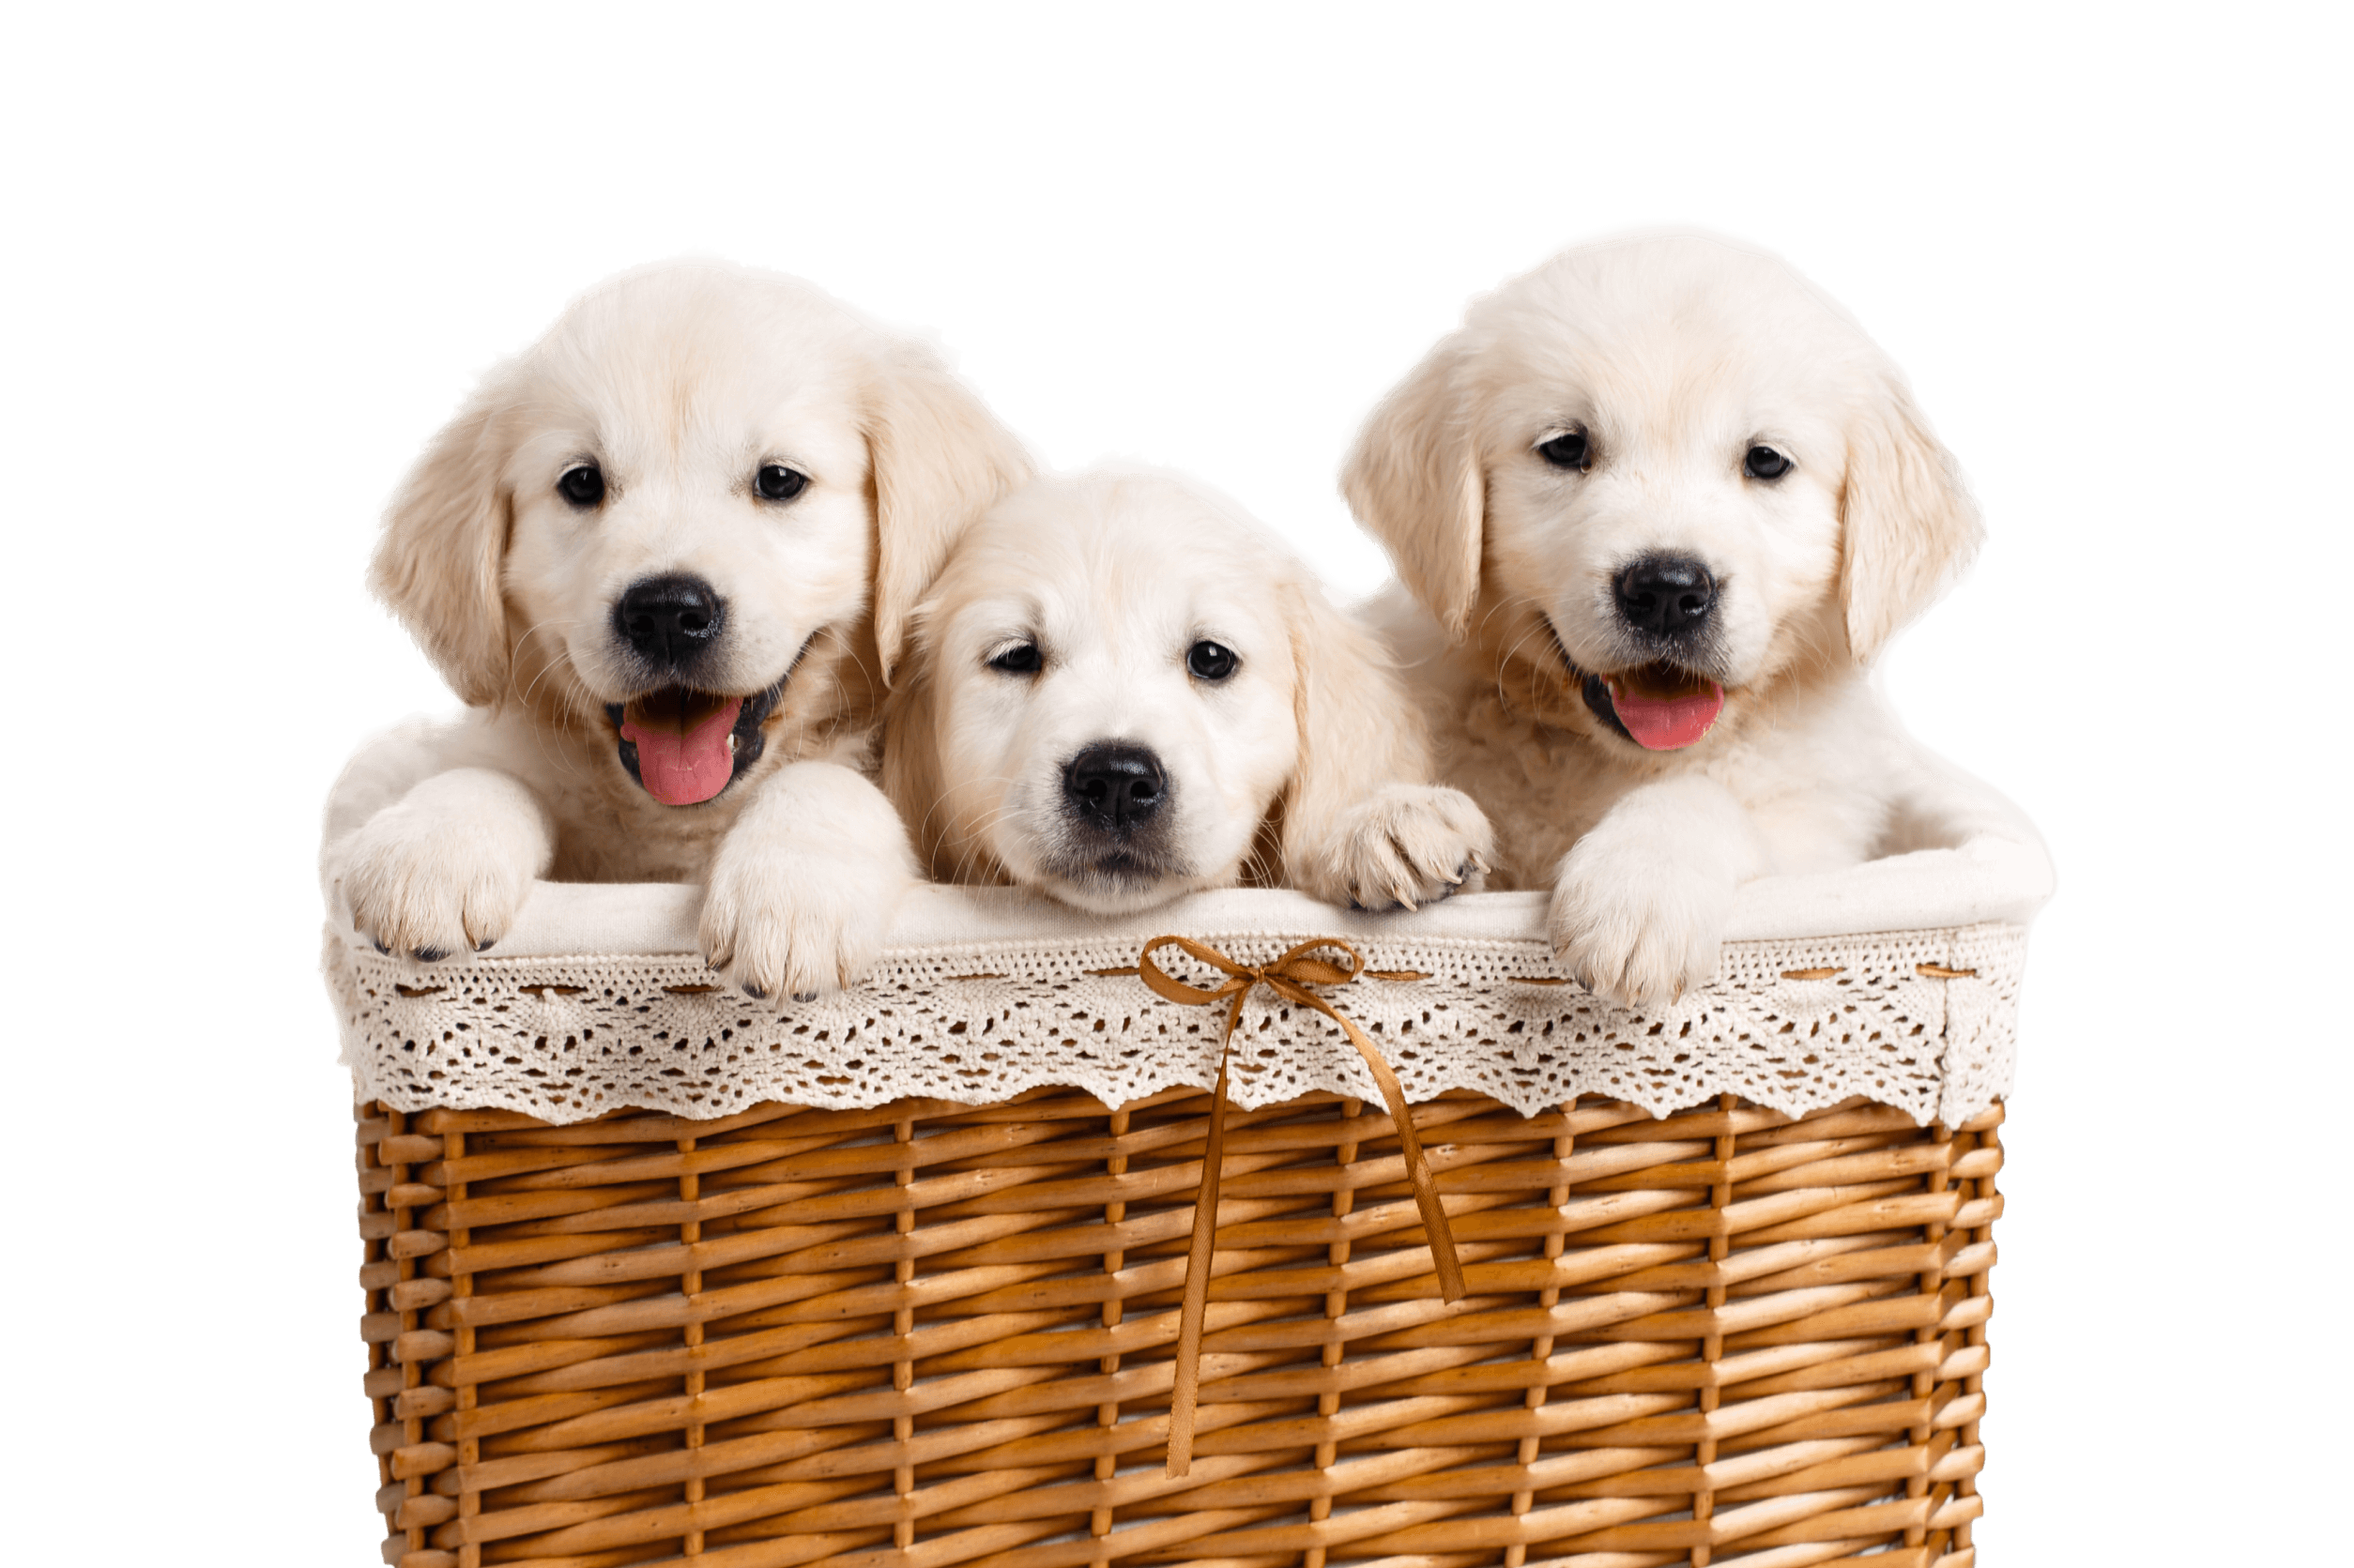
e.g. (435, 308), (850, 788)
(335, 851), (2042, 1568)
(357, 1087), (2001, 1568)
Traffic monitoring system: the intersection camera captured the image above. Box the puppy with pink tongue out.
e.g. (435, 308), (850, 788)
(1345, 235), (2036, 1007)
(326, 261), (1030, 1001)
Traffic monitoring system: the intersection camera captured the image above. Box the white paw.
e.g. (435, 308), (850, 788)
(1322, 784), (1494, 913)
(1548, 830), (1735, 1009)
(338, 775), (548, 961)
(696, 762), (917, 1001)
(699, 840), (906, 1001)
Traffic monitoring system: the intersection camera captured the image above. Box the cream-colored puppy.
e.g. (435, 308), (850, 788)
(883, 468), (1492, 912)
(325, 260), (1030, 997)
(1344, 234), (2033, 1006)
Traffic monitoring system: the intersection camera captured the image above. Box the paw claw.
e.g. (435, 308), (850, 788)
(1318, 785), (1494, 917)
(413, 948), (445, 963)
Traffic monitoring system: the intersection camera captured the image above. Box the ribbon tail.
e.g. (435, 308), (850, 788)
(1333, 1014), (1466, 1302)
(1168, 1043), (1232, 1478)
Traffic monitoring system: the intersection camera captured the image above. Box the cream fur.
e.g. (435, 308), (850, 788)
(883, 467), (1492, 914)
(1344, 234), (2034, 1006)
(329, 260), (1030, 997)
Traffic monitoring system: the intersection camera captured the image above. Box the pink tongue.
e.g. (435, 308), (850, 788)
(619, 698), (743, 805)
(1609, 679), (1725, 751)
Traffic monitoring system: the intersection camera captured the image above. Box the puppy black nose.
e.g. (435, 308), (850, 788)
(1064, 744), (1167, 831)
(1614, 555), (1716, 638)
(615, 574), (726, 667)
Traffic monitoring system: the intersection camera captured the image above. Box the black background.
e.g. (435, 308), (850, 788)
(267, 183), (2128, 1553)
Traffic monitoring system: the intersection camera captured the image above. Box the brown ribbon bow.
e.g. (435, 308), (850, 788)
(1135, 935), (1466, 1476)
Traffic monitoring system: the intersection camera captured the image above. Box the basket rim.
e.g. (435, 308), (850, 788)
(327, 834), (2052, 965)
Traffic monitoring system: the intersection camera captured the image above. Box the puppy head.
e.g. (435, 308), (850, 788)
(1343, 234), (1979, 754)
(371, 259), (1027, 805)
(888, 468), (1384, 914)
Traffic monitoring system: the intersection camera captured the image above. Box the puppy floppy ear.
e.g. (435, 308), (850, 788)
(865, 347), (1032, 689)
(1340, 339), (1485, 639)
(1839, 377), (1982, 662)
(876, 604), (955, 884)
(370, 385), (516, 708)
(1275, 574), (1434, 882)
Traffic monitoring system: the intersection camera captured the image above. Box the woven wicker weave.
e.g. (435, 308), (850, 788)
(356, 1084), (2000, 1568)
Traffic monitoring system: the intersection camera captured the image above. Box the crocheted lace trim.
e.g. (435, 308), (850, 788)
(330, 920), (2023, 1128)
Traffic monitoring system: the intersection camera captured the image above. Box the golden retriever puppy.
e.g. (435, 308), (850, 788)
(882, 468), (1492, 912)
(1343, 234), (2034, 1006)
(326, 260), (1030, 997)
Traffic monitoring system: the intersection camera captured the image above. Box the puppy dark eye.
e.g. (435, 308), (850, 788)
(557, 464), (604, 508)
(756, 464), (808, 502)
(1743, 445), (1792, 480)
(1186, 640), (1238, 681)
(987, 642), (1042, 675)
(1537, 430), (1590, 470)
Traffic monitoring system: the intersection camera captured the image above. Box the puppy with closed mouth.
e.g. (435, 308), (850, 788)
(325, 259), (1030, 997)
(1344, 233), (2036, 1007)
(882, 467), (1493, 913)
